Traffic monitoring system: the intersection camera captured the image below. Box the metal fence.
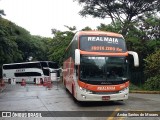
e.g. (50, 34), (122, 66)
(129, 71), (147, 86)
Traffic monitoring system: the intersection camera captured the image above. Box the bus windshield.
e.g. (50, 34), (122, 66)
(80, 56), (128, 84)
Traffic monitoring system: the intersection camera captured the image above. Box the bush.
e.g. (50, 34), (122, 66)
(143, 75), (160, 91)
(144, 49), (160, 78)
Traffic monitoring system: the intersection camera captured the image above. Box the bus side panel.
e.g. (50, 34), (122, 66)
(63, 57), (77, 97)
(63, 33), (78, 98)
(63, 58), (70, 92)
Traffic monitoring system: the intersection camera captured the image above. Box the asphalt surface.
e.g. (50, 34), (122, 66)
(0, 82), (159, 120)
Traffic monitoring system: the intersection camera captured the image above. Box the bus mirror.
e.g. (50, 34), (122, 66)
(128, 51), (139, 67)
(75, 49), (80, 65)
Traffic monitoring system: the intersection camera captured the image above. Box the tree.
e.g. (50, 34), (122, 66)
(0, 18), (51, 77)
(143, 49), (160, 90)
(0, 10), (6, 17)
(144, 49), (160, 78)
(81, 26), (92, 31)
(75, 0), (160, 35)
(135, 14), (160, 40)
(49, 27), (75, 65)
(97, 22), (122, 33)
(31, 35), (50, 61)
(0, 18), (22, 64)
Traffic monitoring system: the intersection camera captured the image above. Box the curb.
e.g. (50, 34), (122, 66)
(130, 90), (160, 94)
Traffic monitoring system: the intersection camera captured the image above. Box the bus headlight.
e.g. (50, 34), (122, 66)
(119, 87), (128, 93)
(79, 87), (93, 94)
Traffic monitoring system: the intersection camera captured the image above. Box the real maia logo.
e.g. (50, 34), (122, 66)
(88, 37), (118, 44)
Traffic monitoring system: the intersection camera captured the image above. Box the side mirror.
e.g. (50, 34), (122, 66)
(128, 51), (139, 67)
(75, 49), (80, 65)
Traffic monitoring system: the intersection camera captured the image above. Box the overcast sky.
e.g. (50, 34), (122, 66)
(0, 0), (111, 37)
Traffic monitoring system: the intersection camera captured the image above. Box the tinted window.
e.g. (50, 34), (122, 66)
(15, 72), (41, 77)
(48, 62), (59, 69)
(3, 63), (41, 69)
(43, 69), (50, 76)
(40, 62), (48, 67)
(80, 56), (128, 82)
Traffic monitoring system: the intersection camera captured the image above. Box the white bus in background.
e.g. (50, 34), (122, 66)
(46, 61), (60, 81)
(2, 61), (50, 83)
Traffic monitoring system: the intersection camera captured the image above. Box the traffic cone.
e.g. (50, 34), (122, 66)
(47, 79), (52, 89)
(43, 78), (47, 86)
(21, 79), (26, 86)
(1, 79), (5, 87)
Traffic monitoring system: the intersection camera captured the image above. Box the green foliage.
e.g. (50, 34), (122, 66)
(0, 18), (23, 64)
(143, 49), (160, 91)
(75, 0), (160, 35)
(146, 40), (160, 54)
(28, 36), (50, 61)
(97, 21), (122, 33)
(0, 10), (6, 17)
(129, 83), (143, 91)
(144, 49), (160, 78)
(0, 17), (50, 62)
(48, 30), (75, 65)
(143, 75), (160, 91)
(64, 25), (76, 31)
(0, 18), (50, 77)
(81, 26), (92, 31)
(136, 14), (160, 40)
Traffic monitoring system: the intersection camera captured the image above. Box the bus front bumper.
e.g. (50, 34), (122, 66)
(76, 87), (129, 101)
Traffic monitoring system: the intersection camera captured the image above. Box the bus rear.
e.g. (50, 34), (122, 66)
(47, 61), (60, 81)
(63, 31), (139, 101)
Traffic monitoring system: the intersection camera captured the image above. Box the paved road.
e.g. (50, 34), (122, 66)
(0, 82), (159, 120)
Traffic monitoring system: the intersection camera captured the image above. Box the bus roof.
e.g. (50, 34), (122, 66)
(3, 61), (41, 66)
(3, 61), (58, 66)
(77, 31), (123, 37)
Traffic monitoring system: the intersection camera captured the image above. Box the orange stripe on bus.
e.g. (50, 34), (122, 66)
(78, 81), (129, 92)
(80, 50), (128, 56)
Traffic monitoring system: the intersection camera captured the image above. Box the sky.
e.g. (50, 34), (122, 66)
(0, 0), (111, 37)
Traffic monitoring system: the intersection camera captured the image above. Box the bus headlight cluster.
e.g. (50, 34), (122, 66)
(119, 87), (128, 93)
(79, 87), (93, 94)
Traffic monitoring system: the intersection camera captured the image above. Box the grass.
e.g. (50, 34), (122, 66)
(129, 83), (144, 91)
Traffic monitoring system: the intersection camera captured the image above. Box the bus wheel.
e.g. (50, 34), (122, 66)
(72, 85), (78, 102)
(64, 80), (67, 91)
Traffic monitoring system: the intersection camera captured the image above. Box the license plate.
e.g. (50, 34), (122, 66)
(102, 96), (110, 100)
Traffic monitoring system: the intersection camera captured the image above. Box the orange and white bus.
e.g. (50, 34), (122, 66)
(63, 31), (139, 101)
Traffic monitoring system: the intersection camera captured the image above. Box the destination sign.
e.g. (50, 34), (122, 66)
(80, 36), (127, 52)
(88, 37), (118, 44)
